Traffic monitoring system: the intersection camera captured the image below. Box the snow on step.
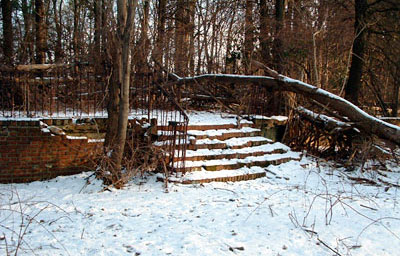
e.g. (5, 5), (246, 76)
(243, 151), (301, 163)
(224, 136), (272, 147)
(195, 136), (271, 146)
(183, 142), (290, 158)
(185, 111), (253, 125)
(187, 126), (260, 137)
(175, 151), (301, 169)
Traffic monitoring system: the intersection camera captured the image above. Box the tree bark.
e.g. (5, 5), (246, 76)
(35, 0), (47, 64)
(259, 0), (271, 67)
(174, 0), (189, 76)
(137, 0), (150, 73)
(273, 0), (285, 73)
(93, 0), (102, 64)
(21, 0), (34, 63)
(15, 63), (72, 71)
(1, 0), (13, 64)
(154, 0), (166, 66)
(53, 0), (63, 63)
(188, 0), (196, 75)
(243, 0), (255, 74)
(72, 0), (81, 62)
(344, 0), (368, 105)
(392, 62), (400, 117)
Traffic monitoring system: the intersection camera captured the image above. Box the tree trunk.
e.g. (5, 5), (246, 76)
(154, 0), (166, 66)
(273, 0), (285, 73)
(21, 0), (34, 63)
(73, 0), (81, 62)
(35, 0), (47, 64)
(53, 0), (63, 63)
(344, 0), (368, 105)
(188, 0), (196, 75)
(259, 0), (271, 67)
(243, 0), (255, 74)
(104, 70), (120, 151)
(94, 0), (102, 64)
(105, 0), (138, 185)
(1, 0), (13, 64)
(137, 0), (150, 73)
(174, 0), (189, 76)
(224, 2), (238, 73)
(392, 63), (400, 117)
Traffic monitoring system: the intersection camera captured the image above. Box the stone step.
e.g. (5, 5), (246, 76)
(154, 114), (299, 184)
(187, 136), (272, 151)
(159, 166), (267, 184)
(188, 141), (227, 150)
(175, 142), (289, 161)
(155, 136), (273, 151)
(174, 151), (301, 172)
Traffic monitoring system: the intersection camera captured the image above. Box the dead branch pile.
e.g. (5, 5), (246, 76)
(95, 120), (165, 188)
(284, 107), (360, 159)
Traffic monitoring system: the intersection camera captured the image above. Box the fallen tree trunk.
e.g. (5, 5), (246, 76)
(289, 106), (358, 158)
(296, 106), (354, 132)
(15, 63), (73, 71)
(172, 70), (400, 146)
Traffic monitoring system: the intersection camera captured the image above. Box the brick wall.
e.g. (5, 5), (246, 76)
(0, 120), (103, 183)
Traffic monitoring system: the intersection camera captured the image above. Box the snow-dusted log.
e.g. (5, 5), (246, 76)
(296, 107), (355, 133)
(15, 63), (73, 71)
(173, 71), (400, 146)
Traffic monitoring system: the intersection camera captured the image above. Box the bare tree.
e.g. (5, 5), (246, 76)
(136, 0), (150, 74)
(344, 0), (368, 105)
(154, 0), (167, 66)
(243, 0), (255, 74)
(20, 0), (34, 64)
(259, 0), (271, 68)
(35, 0), (47, 64)
(104, 0), (138, 186)
(174, 0), (190, 76)
(52, 0), (64, 63)
(273, 0), (285, 73)
(93, 0), (102, 64)
(1, 0), (13, 64)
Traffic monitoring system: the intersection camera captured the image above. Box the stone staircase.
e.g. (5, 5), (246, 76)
(156, 119), (301, 184)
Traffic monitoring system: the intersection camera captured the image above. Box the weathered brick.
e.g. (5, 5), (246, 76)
(0, 119), (106, 183)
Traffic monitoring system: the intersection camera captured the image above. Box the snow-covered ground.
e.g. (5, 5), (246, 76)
(1, 157), (399, 256)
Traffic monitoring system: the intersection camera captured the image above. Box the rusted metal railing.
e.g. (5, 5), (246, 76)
(0, 64), (107, 117)
(0, 65), (188, 173)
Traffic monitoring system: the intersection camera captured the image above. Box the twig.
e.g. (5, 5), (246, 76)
(79, 172), (96, 194)
(347, 176), (378, 186)
(244, 190), (284, 222)
(360, 204), (378, 211)
(213, 187), (238, 195)
(268, 205), (275, 217)
(317, 237), (342, 256)
(377, 178), (400, 188)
